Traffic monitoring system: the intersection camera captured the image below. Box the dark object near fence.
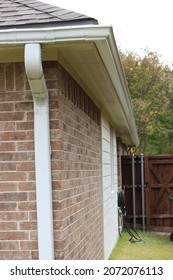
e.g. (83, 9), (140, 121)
(168, 196), (173, 210)
(118, 189), (143, 243)
(170, 233), (173, 242)
(168, 196), (173, 241)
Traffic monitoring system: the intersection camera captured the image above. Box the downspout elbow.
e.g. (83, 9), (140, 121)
(25, 43), (47, 100)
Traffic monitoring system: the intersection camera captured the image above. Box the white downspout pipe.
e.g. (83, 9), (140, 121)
(24, 43), (54, 260)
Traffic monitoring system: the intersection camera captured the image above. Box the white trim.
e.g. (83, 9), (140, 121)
(101, 113), (119, 259)
(24, 44), (54, 260)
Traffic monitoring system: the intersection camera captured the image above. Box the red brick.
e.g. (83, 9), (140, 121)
(0, 212), (28, 221)
(27, 172), (35, 181)
(27, 111), (34, 121)
(16, 141), (34, 152)
(29, 212), (37, 221)
(19, 221), (37, 230)
(0, 192), (27, 201)
(26, 131), (34, 140)
(49, 111), (59, 120)
(29, 231), (38, 241)
(0, 112), (25, 121)
(0, 152), (27, 161)
(50, 100), (59, 110)
(28, 192), (36, 201)
(18, 201), (36, 211)
(0, 103), (14, 111)
(16, 122), (34, 131)
(0, 222), (18, 231)
(52, 181), (61, 190)
(0, 232), (29, 240)
(0, 131), (26, 141)
(0, 142), (15, 151)
(50, 120), (59, 129)
(51, 141), (62, 151)
(31, 250), (38, 260)
(0, 162), (16, 171)
(0, 241), (19, 250)
(0, 122), (15, 131)
(18, 182), (35, 191)
(0, 251), (31, 260)
(20, 241), (38, 250)
(15, 101), (33, 111)
(53, 221), (62, 230)
(0, 91), (24, 102)
(17, 162), (35, 171)
(0, 172), (27, 182)
(53, 201), (62, 210)
(0, 182), (18, 192)
(0, 202), (17, 211)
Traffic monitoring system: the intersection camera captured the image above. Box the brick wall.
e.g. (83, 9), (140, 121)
(0, 63), (36, 259)
(0, 61), (103, 259)
(47, 62), (103, 259)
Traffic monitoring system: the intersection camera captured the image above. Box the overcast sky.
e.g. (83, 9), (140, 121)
(42, 0), (173, 66)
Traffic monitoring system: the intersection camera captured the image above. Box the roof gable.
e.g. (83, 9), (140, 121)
(0, 0), (98, 28)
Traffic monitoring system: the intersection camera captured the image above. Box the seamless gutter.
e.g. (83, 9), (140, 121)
(0, 25), (109, 44)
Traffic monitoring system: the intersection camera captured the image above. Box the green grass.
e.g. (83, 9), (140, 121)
(109, 230), (173, 260)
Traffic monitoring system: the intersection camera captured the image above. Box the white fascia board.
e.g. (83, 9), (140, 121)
(95, 34), (139, 146)
(0, 25), (139, 146)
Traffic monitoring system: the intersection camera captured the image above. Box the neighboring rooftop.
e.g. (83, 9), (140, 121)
(0, 0), (98, 28)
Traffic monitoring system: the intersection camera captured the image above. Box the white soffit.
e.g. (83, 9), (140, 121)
(56, 42), (138, 146)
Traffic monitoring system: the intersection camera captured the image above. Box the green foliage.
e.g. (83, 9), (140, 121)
(120, 50), (173, 155)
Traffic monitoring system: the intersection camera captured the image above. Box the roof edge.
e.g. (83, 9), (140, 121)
(0, 24), (139, 147)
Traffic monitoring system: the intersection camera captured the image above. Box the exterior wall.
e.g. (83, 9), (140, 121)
(48, 62), (103, 260)
(0, 63), (36, 260)
(0, 61), (103, 260)
(101, 114), (119, 259)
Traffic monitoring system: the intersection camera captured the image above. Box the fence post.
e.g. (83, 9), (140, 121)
(144, 155), (150, 228)
(141, 153), (145, 231)
(132, 154), (136, 228)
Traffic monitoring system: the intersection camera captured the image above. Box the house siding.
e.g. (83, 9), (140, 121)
(0, 61), (103, 260)
(101, 114), (119, 259)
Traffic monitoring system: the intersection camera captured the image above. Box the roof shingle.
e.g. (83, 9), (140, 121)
(0, 0), (98, 28)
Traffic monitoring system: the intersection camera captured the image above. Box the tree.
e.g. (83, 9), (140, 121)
(120, 50), (173, 155)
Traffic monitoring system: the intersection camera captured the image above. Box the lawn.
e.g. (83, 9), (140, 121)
(109, 230), (173, 260)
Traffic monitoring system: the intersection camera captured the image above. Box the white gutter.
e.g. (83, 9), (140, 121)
(24, 43), (54, 260)
(0, 25), (109, 44)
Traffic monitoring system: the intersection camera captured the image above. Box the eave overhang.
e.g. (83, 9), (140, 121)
(0, 25), (139, 147)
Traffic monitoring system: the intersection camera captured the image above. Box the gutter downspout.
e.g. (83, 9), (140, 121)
(24, 43), (54, 260)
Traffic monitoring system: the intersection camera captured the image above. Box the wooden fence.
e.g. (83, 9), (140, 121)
(121, 155), (173, 232)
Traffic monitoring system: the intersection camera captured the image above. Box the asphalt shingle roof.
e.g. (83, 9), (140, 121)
(0, 0), (98, 28)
